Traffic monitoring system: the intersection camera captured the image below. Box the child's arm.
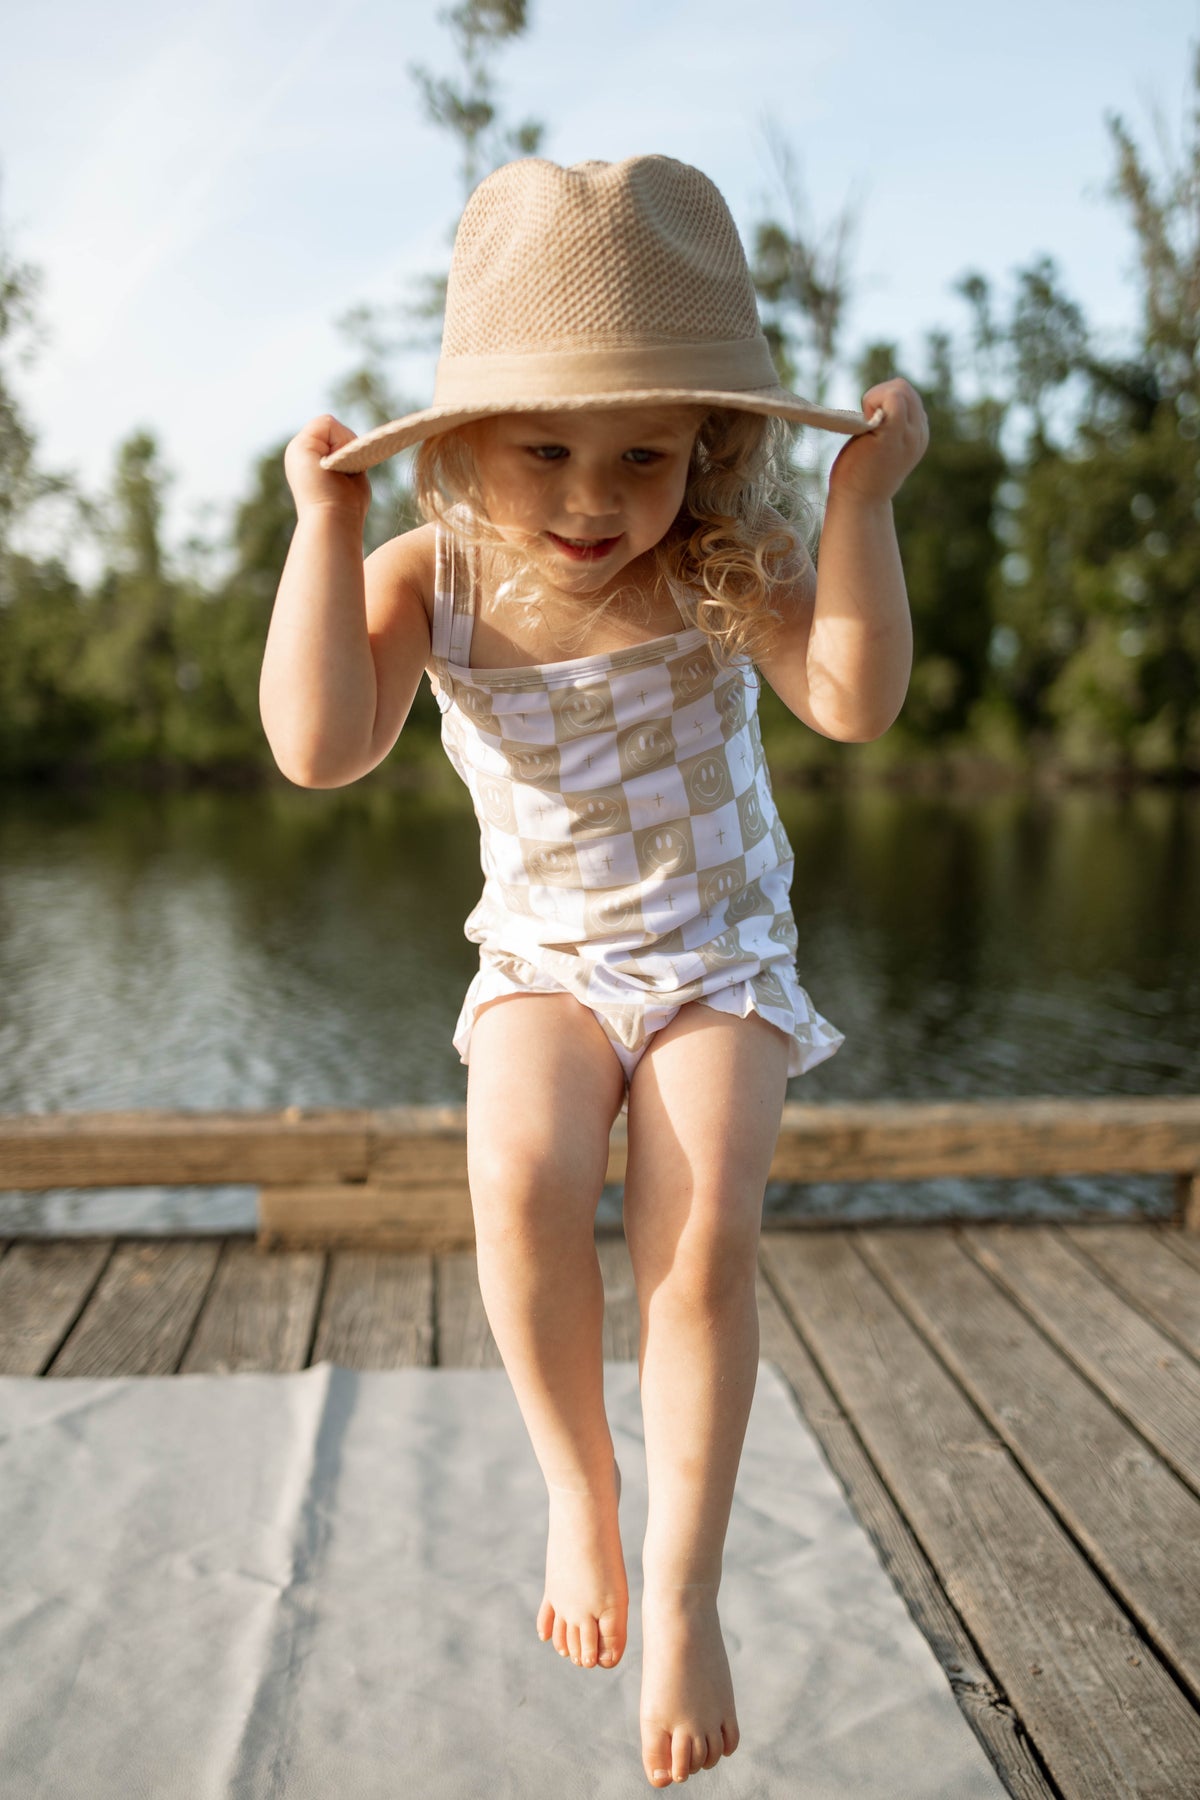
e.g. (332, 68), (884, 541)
(757, 378), (928, 743)
(260, 415), (433, 788)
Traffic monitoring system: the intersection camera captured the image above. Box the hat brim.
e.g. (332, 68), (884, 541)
(319, 387), (881, 474)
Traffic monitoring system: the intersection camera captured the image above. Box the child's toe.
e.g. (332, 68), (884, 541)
(552, 1614), (569, 1657)
(671, 1730), (697, 1782)
(578, 1616), (599, 1667)
(536, 1598), (554, 1642)
(597, 1605), (626, 1667)
(567, 1621), (582, 1664)
(642, 1726), (674, 1787)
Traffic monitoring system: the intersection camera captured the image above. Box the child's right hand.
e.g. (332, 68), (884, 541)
(283, 414), (371, 520)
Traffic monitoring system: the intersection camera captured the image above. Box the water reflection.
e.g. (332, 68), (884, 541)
(1, 781), (1196, 1232)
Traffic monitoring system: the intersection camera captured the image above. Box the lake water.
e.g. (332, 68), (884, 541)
(1, 778), (1197, 1233)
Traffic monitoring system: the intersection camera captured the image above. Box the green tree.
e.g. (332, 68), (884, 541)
(863, 333), (1007, 748)
(749, 119), (860, 414)
(328, 308), (424, 555)
(329, 2), (545, 554)
(0, 552), (97, 776)
(995, 49), (1200, 777)
(410, 1), (544, 211)
(71, 430), (183, 770)
(172, 442), (300, 775)
(0, 173), (45, 596)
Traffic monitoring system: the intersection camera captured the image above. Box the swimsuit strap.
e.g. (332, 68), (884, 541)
(432, 517), (480, 666)
(668, 576), (700, 629)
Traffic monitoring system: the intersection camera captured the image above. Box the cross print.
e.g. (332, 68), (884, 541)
(694, 721), (704, 733)
(740, 746), (749, 764)
(603, 854), (613, 871)
(717, 828), (726, 845)
(702, 907), (713, 925)
(637, 688), (647, 705)
(585, 753), (594, 768)
(653, 793), (664, 808)
(665, 894), (675, 911)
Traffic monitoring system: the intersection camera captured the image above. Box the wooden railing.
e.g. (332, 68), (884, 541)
(1, 1098), (1198, 1249)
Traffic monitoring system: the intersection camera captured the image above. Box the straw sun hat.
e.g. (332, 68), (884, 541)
(320, 154), (881, 475)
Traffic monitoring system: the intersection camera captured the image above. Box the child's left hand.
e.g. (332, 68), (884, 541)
(828, 377), (929, 505)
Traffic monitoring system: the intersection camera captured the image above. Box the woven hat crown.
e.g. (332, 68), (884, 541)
(318, 154), (877, 471)
(442, 155), (762, 358)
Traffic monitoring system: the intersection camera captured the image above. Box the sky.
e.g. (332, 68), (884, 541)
(2, 0), (1197, 576)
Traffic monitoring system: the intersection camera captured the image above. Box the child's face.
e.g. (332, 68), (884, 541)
(458, 405), (706, 596)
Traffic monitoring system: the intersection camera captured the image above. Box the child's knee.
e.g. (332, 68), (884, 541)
(639, 1187), (763, 1306)
(467, 1129), (606, 1247)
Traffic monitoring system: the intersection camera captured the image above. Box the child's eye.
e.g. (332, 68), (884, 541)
(624, 448), (660, 465)
(526, 445), (567, 461)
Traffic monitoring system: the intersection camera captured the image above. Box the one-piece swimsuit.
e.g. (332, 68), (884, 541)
(428, 516), (845, 1089)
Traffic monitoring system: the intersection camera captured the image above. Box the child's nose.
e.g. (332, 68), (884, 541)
(563, 464), (621, 520)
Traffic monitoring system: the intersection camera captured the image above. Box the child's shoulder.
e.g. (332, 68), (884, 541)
(363, 520), (438, 635)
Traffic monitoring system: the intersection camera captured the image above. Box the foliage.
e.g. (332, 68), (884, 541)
(329, 1), (545, 555)
(409, 1), (544, 210)
(749, 118), (860, 414)
(2, 36), (1198, 786)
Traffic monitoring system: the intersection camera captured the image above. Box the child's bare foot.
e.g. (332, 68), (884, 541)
(639, 1584), (740, 1786)
(535, 1459), (627, 1669)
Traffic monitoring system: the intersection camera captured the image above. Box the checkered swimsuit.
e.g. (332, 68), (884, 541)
(429, 520), (845, 1080)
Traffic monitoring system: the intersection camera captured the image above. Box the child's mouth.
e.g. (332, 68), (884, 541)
(546, 531), (621, 562)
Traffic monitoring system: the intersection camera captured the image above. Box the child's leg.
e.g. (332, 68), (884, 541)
(465, 992), (630, 1670)
(622, 1005), (790, 1787)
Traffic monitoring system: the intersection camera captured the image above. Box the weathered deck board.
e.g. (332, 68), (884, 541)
(858, 1226), (1200, 1702)
(1061, 1224), (1200, 1357)
(758, 1229), (1200, 1799)
(755, 1255), (1057, 1800)
(177, 1241), (325, 1374)
(1164, 1226), (1200, 1276)
(309, 1250), (434, 1369)
(48, 1240), (222, 1377)
(963, 1226), (1200, 1493)
(437, 1248), (501, 1369)
(0, 1238), (113, 1375)
(598, 1235), (640, 1361)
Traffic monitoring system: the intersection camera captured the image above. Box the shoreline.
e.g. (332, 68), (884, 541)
(2, 752), (1199, 799)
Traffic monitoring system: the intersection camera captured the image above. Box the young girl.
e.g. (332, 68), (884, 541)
(261, 154), (927, 1789)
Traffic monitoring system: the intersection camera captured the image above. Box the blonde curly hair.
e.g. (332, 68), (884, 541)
(412, 405), (817, 665)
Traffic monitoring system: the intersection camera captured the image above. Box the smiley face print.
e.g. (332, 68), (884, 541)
(582, 887), (645, 938)
(617, 719), (675, 780)
(751, 965), (789, 1010)
(698, 928), (745, 969)
(565, 788), (630, 837)
(681, 749), (734, 812)
(726, 876), (769, 924)
(476, 775), (519, 833)
(524, 843), (579, 886)
(504, 743), (561, 788)
(715, 672), (751, 734)
(669, 647), (715, 706)
(736, 787), (768, 848)
(549, 680), (616, 740)
(768, 911), (799, 952)
(634, 821), (696, 880)
(699, 862), (744, 912)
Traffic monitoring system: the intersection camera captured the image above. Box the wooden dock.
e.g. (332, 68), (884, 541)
(2, 1218), (1199, 1799)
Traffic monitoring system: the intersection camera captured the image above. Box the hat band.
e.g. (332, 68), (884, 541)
(431, 337), (780, 406)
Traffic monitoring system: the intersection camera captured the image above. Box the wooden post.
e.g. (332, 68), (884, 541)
(1176, 1171), (1200, 1233)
